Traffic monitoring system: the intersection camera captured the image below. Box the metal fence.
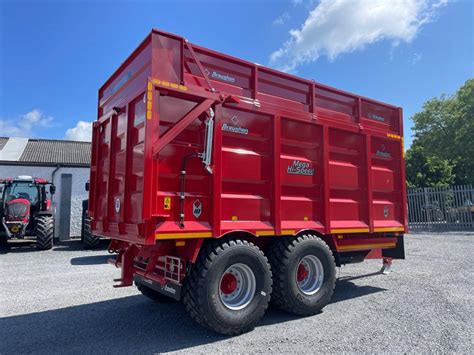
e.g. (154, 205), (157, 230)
(407, 184), (474, 231)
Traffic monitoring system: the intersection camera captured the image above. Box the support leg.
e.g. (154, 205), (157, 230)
(113, 245), (136, 287)
(380, 257), (393, 275)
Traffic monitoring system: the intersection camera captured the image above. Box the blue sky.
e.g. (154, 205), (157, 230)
(0, 0), (473, 146)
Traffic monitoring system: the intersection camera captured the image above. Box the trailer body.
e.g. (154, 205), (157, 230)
(89, 29), (407, 333)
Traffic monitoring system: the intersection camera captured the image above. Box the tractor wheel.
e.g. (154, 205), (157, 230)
(183, 238), (272, 335)
(36, 216), (54, 250)
(82, 215), (100, 249)
(0, 234), (8, 248)
(267, 234), (336, 316)
(135, 282), (177, 303)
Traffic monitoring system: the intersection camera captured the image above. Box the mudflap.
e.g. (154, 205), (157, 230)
(133, 274), (182, 301)
(382, 234), (405, 260)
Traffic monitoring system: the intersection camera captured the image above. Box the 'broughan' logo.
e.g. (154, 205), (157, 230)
(376, 144), (391, 158)
(222, 123), (248, 135)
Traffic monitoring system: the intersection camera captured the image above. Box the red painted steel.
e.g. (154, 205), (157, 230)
(89, 29), (407, 286)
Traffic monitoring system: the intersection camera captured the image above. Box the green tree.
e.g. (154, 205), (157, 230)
(405, 144), (455, 188)
(406, 79), (474, 187)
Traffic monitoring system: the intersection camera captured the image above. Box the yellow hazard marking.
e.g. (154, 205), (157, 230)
(163, 197), (171, 210)
(151, 78), (187, 91)
(256, 230), (275, 236)
(146, 111), (152, 120)
(387, 133), (401, 140)
(175, 241), (186, 247)
(281, 230), (295, 235)
(338, 243), (396, 250)
(147, 101), (152, 111)
(374, 227), (405, 232)
(147, 81), (153, 91)
(147, 92), (153, 101)
(156, 232), (213, 240)
(330, 228), (370, 234)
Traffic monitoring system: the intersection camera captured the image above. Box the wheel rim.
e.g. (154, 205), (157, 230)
(296, 255), (324, 295)
(219, 263), (256, 310)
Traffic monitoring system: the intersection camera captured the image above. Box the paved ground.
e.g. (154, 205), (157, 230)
(1, 233), (473, 354)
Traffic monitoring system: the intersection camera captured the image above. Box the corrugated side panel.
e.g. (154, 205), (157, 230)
(220, 106), (273, 232)
(154, 95), (212, 234)
(328, 128), (369, 232)
(280, 118), (324, 232)
(371, 136), (404, 229)
(92, 40), (151, 238)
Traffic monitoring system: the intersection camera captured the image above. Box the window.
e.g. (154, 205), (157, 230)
(4, 183), (39, 205)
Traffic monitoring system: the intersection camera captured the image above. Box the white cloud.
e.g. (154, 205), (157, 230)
(273, 12), (290, 25)
(270, 0), (449, 72)
(411, 52), (422, 65)
(65, 121), (92, 142)
(0, 109), (54, 137)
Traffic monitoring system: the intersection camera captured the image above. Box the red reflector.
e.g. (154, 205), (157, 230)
(225, 95), (240, 104)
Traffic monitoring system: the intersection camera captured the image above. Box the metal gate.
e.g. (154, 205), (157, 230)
(407, 185), (474, 231)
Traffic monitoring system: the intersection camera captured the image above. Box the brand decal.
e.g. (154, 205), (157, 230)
(104, 70), (134, 101)
(384, 206), (389, 218)
(162, 284), (177, 295)
(369, 113), (385, 122)
(115, 198), (121, 213)
(193, 199), (202, 218)
(376, 144), (391, 158)
(10, 225), (20, 233)
(205, 68), (236, 83)
(222, 115), (249, 135)
(287, 160), (315, 176)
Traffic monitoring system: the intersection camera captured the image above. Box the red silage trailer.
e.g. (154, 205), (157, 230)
(89, 29), (407, 335)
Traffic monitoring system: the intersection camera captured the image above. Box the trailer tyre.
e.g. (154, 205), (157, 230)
(135, 282), (177, 303)
(82, 216), (100, 249)
(81, 200), (100, 249)
(183, 238), (272, 335)
(36, 216), (54, 250)
(267, 234), (336, 316)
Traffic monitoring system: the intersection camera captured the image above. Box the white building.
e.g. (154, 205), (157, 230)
(0, 137), (91, 240)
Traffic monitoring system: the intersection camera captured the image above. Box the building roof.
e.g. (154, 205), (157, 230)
(0, 137), (91, 167)
(0, 137), (8, 151)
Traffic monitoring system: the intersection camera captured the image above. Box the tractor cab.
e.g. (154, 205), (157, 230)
(0, 176), (56, 249)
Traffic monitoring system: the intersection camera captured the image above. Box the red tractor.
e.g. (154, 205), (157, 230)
(0, 176), (56, 250)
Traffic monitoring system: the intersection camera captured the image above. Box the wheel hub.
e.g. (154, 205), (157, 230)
(220, 272), (238, 295)
(297, 263), (309, 282)
(296, 255), (324, 295)
(219, 263), (256, 310)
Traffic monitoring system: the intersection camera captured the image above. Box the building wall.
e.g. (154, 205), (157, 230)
(0, 165), (89, 239)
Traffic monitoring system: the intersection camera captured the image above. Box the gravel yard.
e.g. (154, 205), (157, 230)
(1, 233), (473, 354)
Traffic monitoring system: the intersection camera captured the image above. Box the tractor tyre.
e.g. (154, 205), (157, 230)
(135, 282), (177, 303)
(36, 216), (54, 250)
(183, 238), (272, 335)
(267, 234), (336, 316)
(82, 215), (100, 249)
(0, 234), (8, 248)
